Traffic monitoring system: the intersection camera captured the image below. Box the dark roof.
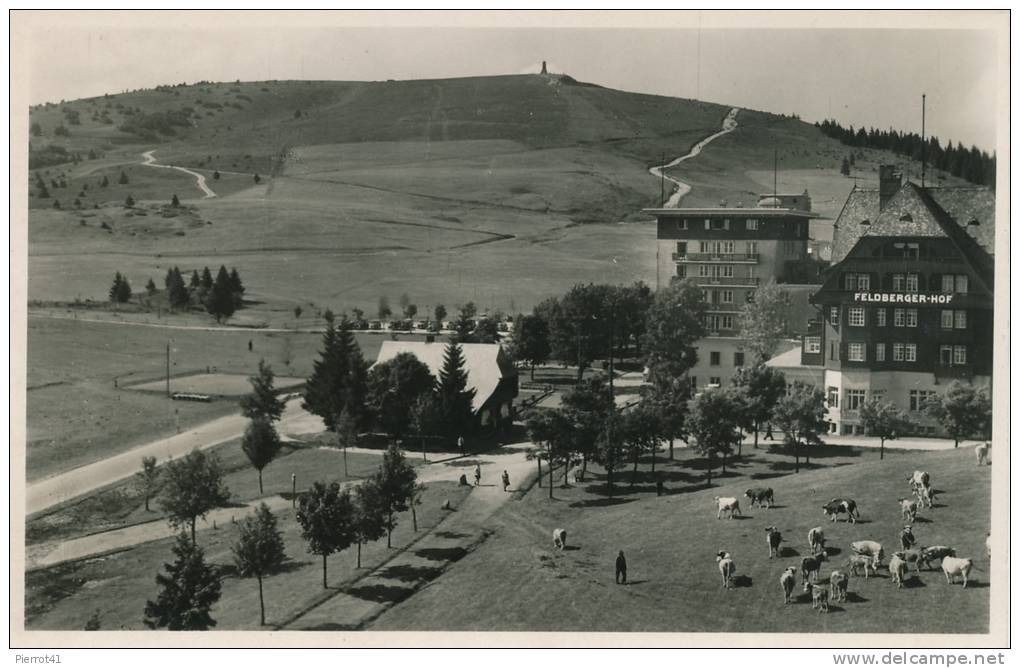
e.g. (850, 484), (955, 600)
(831, 182), (996, 265)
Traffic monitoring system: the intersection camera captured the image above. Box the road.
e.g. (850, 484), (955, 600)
(26, 398), (323, 516)
(141, 150), (217, 199)
(649, 107), (740, 207)
(26, 442), (534, 573)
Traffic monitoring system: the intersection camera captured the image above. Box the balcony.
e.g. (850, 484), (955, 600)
(672, 252), (760, 263)
(693, 276), (760, 287)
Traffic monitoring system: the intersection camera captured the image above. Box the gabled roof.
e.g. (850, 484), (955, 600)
(831, 182), (995, 264)
(373, 341), (515, 413)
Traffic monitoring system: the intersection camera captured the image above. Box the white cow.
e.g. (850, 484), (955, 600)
(889, 553), (908, 589)
(807, 526), (826, 554)
(850, 540), (885, 569)
(716, 551), (736, 589)
(810, 583), (830, 613)
(829, 570), (849, 603)
(845, 554), (876, 578)
(552, 528), (567, 550)
(779, 567), (797, 604)
(714, 496), (741, 519)
(916, 484), (937, 509)
(942, 557), (974, 587)
(908, 470), (931, 490)
(899, 498), (918, 523)
(976, 442), (991, 466)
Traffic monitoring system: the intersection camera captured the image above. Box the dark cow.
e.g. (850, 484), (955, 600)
(745, 487), (775, 509)
(765, 526), (783, 559)
(919, 545), (957, 570)
(801, 552), (828, 589)
(822, 498), (860, 523)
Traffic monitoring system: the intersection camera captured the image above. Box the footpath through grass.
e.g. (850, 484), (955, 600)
(372, 445), (991, 633)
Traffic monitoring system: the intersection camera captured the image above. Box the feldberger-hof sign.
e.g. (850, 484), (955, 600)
(853, 292), (956, 304)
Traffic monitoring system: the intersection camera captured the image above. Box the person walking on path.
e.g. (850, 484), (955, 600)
(501, 470), (510, 492)
(764, 423), (774, 441)
(458, 435), (465, 456)
(474, 464), (481, 487)
(615, 550), (627, 584)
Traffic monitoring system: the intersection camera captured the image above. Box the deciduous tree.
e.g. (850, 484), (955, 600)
(158, 448), (231, 544)
(687, 388), (743, 487)
(296, 481), (356, 588)
(731, 364), (787, 452)
(231, 502), (286, 626)
(367, 352), (435, 441)
(738, 280), (791, 364)
(642, 279), (707, 388)
(509, 313), (551, 380)
(772, 381), (829, 472)
(860, 399), (914, 460)
(373, 445), (418, 547)
(926, 381), (992, 448)
(352, 477), (386, 568)
(241, 418), (282, 495)
(136, 456), (161, 512)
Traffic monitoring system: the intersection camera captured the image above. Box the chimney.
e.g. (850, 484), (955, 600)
(879, 165), (902, 210)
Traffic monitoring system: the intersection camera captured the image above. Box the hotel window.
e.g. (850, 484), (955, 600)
(894, 308), (905, 327)
(845, 389), (867, 410)
(941, 274), (969, 294)
(676, 241), (688, 257)
(893, 343), (906, 361)
(805, 336), (821, 354)
(677, 219), (688, 230)
(746, 219), (759, 231)
(875, 309), (887, 326)
(722, 265), (734, 278)
(848, 342), (866, 362)
(709, 376), (722, 386)
(905, 343), (917, 362)
(721, 315), (734, 330)
(844, 273), (871, 291)
(848, 307), (865, 327)
(704, 219), (712, 230)
(905, 273), (919, 293)
(709, 218), (730, 231)
(701, 289), (710, 302)
(676, 265), (687, 278)
(710, 352), (720, 366)
(699, 265), (712, 277)
(953, 345), (967, 365)
(892, 274), (905, 292)
(721, 290), (733, 304)
(829, 306), (839, 327)
(826, 387), (839, 407)
(906, 309), (918, 327)
(722, 241), (735, 254)
(871, 389), (886, 402)
(909, 390), (937, 412)
(734, 352), (745, 367)
(875, 343), (886, 361)
(954, 310), (967, 329)
(940, 345), (952, 365)
(830, 342), (839, 361)
(706, 315), (720, 330)
(941, 310), (954, 329)
(747, 241), (758, 255)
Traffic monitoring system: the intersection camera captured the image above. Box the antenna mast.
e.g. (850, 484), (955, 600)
(660, 152), (665, 206)
(773, 150), (778, 206)
(921, 93), (926, 188)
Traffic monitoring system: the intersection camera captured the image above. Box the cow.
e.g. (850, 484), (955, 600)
(893, 548), (925, 573)
(942, 557), (974, 587)
(822, 498), (860, 523)
(845, 554), (876, 578)
(976, 442), (991, 466)
(899, 498), (918, 523)
(714, 496), (741, 520)
(716, 551), (736, 589)
(889, 553), (908, 589)
(801, 552), (828, 589)
(745, 487), (775, 509)
(850, 540), (885, 569)
(810, 583), (830, 613)
(829, 570), (849, 603)
(765, 526), (783, 559)
(779, 567), (797, 604)
(916, 484), (937, 509)
(807, 526), (827, 555)
(908, 470), (931, 490)
(552, 528), (567, 550)
(919, 545), (956, 571)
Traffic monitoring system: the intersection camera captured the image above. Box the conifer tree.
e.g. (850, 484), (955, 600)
(143, 534), (221, 630)
(204, 265), (237, 322)
(435, 342), (476, 439)
(303, 312), (369, 431)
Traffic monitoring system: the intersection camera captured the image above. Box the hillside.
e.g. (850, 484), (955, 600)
(26, 73), (972, 317)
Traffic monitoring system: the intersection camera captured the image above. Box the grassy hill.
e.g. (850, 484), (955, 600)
(371, 445), (991, 633)
(27, 73), (972, 317)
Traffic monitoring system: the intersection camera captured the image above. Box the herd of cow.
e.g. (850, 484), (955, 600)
(710, 469), (988, 613)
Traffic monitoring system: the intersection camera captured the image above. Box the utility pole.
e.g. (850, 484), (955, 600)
(165, 342), (170, 397)
(660, 152), (665, 206)
(773, 149), (778, 204)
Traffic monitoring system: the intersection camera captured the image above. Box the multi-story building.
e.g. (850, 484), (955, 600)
(801, 166), (995, 435)
(649, 198), (821, 389)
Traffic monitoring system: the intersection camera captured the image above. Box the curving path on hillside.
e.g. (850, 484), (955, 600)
(141, 150), (217, 199)
(649, 107), (740, 207)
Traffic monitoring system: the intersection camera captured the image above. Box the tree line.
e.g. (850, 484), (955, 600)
(816, 118), (995, 187)
(112, 265), (246, 322)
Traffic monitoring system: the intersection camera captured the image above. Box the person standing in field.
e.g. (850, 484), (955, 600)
(501, 470), (510, 492)
(474, 464), (481, 486)
(458, 435), (465, 455)
(615, 551), (627, 584)
(764, 423), (774, 441)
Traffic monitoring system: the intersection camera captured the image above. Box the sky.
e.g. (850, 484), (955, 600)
(21, 12), (1001, 151)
